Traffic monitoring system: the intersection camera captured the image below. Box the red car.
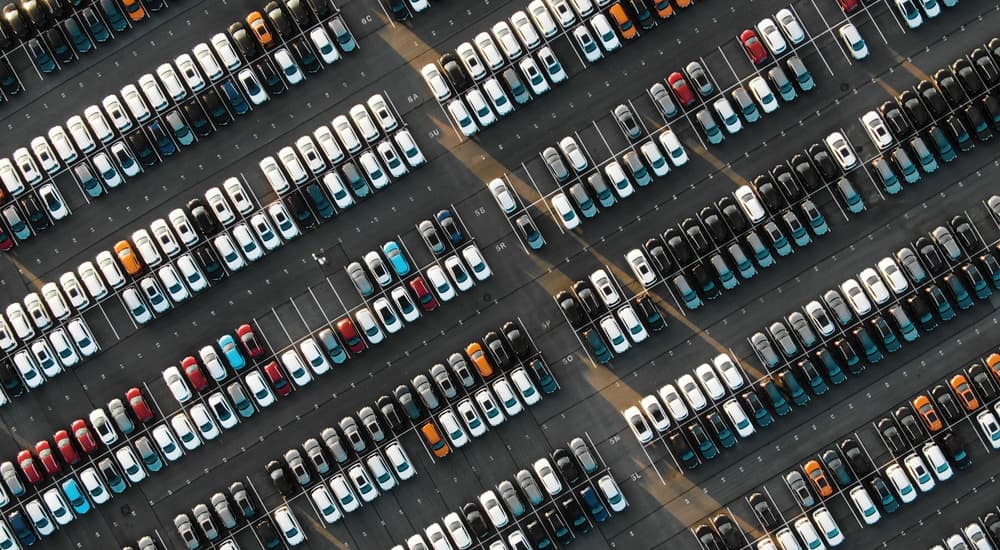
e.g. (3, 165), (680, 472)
(237, 324), (265, 358)
(126, 387), (154, 423)
(0, 225), (13, 251)
(263, 361), (292, 397)
(740, 29), (769, 66)
(53, 430), (80, 465)
(838, 0), (859, 13)
(17, 450), (42, 484)
(71, 419), (98, 454)
(181, 356), (209, 391)
(409, 276), (438, 312)
(336, 318), (365, 354)
(34, 441), (61, 476)
(667, 72), (696, 107)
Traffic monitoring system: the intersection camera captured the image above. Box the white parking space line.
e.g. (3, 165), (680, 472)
(520, 162), (563, 234)
(789, 4), (837, 77)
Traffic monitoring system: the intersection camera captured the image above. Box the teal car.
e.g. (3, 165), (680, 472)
(788, 57), (814, 92)
(673, 274), (703, 310)
(382, 240), (411, 276)
(710, 255), (738, 290)
(516, 215), (545, 250)
(761, 381), (792, 416)
(746, 231), (775, 267)
(584, 329), (612, 364)
(852, 326), (884, 363)
(963, 263), (992, 300)
(729, 243), (757, 279)
(944, 274), (973, 310)
(796, 359), (829, 396)
(836, 178), (865, 213)
(61, 478), (91, 514)
(801, 200), (829, 236)
(909, 136), (938, 173)
(891, 148), (920, 184)
(764, 222), (793, 257)
(783, 212), (811, 247)
(778, 371), (810, 406)
(218, 334), (246, 371)
(769, 66), (797, 101)
(696, 109), (725, 145)
(928, 125), (957, 162)
(708, 414), (736, 448)
(889, 306), (920, 342)
(926, 285), (956, 321)
(872, 158), (901, 195)
(814, 348), (846, 385)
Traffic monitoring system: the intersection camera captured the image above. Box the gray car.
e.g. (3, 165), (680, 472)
(613, 104), (642, 140)
(931, 226), (962, 262)
(0, 461), (23, 497)
(822, 289), (854, 325)
(447, 353), (475, 387)
(515, 469), (545, 506)
(347, 261), (373, 297)
(785, 470), (815, 508)
(320, 427), (349, 464)
(174, 513), (199, 549)
(895, 247), (927, 283)
(730, 87), (759, 122)
(108, 398), (134, 435)
(623, 151), (651, 186)
(429, 364), (458, 400)
(412, 373), (441, 411)
(498, 480), (527, 516)
(302, 437), (330, 474)
(685, 61), (714, 96)
(649, 82), (678, 118)
(358, 406), (385, 442)
(283, 448), (311, 486)
(750, 332), (780, 369)
(418, 220), (446, 255)
(786, 312), (817, 348)
(569, 437), (598, 473)
(768, 322), (798, 357)
(211, 492), (237, 529)
(542, 146), (568, 182)
(193, 503), (219, 540)
(227, 381), (254, 418)
(338, 416), (366, 453)
(137, 535), (157, 550)
(394, 384), (422, 420)
(230, 481), (257, 519)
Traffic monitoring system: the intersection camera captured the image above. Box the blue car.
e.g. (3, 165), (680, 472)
(61, 478), (91, 515)
(579, 487), (608, 523)
(8, 510), (36, 546)
(63, 18), (93, 53)
(382, 241), (411, 276)
(584, 329), (612, 364)
(28, 39), (56, 73)
(435, 209), (463, 243)
(218, 334), (246, 370)
(222, 81), (250, 115)
(99, 0), (128, 32)
(83, 7), (111, 43)
(516, 215), (545, 250)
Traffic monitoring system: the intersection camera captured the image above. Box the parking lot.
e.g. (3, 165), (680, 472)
(0, 0), (999, 549)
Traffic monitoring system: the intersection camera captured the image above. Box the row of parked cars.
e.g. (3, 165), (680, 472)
(422, 0), (646, 134)
(930, 501), (1000, 550)
(0, 386), (159, 546)
(0, 313), (98, 399)
(861, 36), (1000, 193)
(395, 438), (626, 550)
(259, 93), (426, 198)
(555, 268), (666, 364)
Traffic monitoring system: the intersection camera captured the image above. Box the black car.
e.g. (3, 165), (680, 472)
(667, 431), (699, 469)
(894, 406), (924, 444)
(0, 359), (24, 398)
(644, 237), (675, 275)
(126, 131), (157, 167)
(461, 503), (490, 539)
(264, 1), (294, 37)
(879, 100), (913, 139)
(229, 21), (260, 59)
(939, 431), (972, 470)
(806, 143), (838, 181)
(839, 437), (872, 477)
(915, 236), (945, 274)
(3, 4), (30, 39)
(916, 80), (949, 119)
(820, 449), (853, 487)
(951, 59), (984, 97)
(306, 0), (335, 18)
(553, 448), (581, 484)
(877, 418), (907, 455)
(984, 512), (1000, 541)
(21, 195), (50, 232)
(304, 182), (334, 220)
(147, 121), (176, 156)
(283, 0), (314, 27)
(945, 114), (974, 152)
(699, 206), (730, 244)
(255, 518), (281, 548)
(681, 218), (711, 255)
(969, 363), (998, 401)
(556, 290), (586, 328)
(0, 59), (19, 96)
(525, 519), (551, 548)
(899, 89), (931, 128)
(931, 384), (963, 423)
(713, 513), (742, 550)
(772, 163), (803, 203)
(256, 60), (286, 96)
(289, 38), (321, 74)
(559, 496), (590, 533)
(187, 198), (221, 237)
(483, 331), (512, 370)
(502, 320), (532, 358)
(690, 262), (720, 300)
(265, 460), (297, 497)
(752, 174), (785, 212)
(933, 68), (966, 107)
(8, 510), (35, 547)
(790, 153), (822, 191)
(664, 227), (694, 266)
(950, 215), (982, 252)
(717, 196), (750, 233)
(193, 245), (226, 282)
(965, 104), (993, 142)
(572, 280), (603, 317)
(695, 524), (724, 550)
(971, 47), (1000, 87)
(200, 88), (233, 126)
(749, 492), (779, 529)
(182, 100), (213, 138)
(832, 337), (863, 375)
(545, 508), (572, 544)
(376, 395), (403, 432)
(43, 27), (73, 64)
(283, 191), (316, 230)
(983, 94), (1000, 132)
(635, 295), (666, 332)
(439, 52), (470, 92)
(386, 0), (409, 21)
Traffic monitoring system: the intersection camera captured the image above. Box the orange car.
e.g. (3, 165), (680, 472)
(608, 3), (637, 40)
(950, 374), (981, 411)
(675, 0), (693, 7)
(803, 460), (832, 497)
(421, 421), (450, 458)
(986, 353), (1000, 381)
(911, 395), (943, 432)
(465, 342), (495, 379)
(246, 11), (275, 49)
(121, 0), (146, 22)
(650, 0), (675, 18)
(114, 240), (142, 276)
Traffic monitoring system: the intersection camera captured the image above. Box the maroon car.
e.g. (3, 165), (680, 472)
(337, 318), (366, 354)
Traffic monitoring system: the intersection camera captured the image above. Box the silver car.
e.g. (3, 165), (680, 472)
(542, 146), (568, 182)
(211, 492), (237, 529)
(193, 503), (219, 540)
(429, 364), (458, 400)
(347, 262), (374, 297)
(412, 374), (440, 411)
(320, 427), (349, 464)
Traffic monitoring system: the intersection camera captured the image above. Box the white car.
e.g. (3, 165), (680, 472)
(457, 399), (488, 437)
(488, 178), (517, 213)
(310, 485), (342, 524)
(12, 148), (42, 187)
(299, 338), (332, 375)
(472, 32), (505, 70)
(102, 94), (133, 132)
(876, 257), (909, 295)
(904, 453), (936, 492)
(589, 269), (621, 306)
(40, 282), (70, 320)
(6, 303), (34, 340)
(66, 115), (96, 153)
(694, 364), (726, 401)
(658, 129), (688, 166)
(193, 43), (223, 81)
(42, 487), (72, 526)
(748, 76), (779, 113)
(274, 506), (305, 545)
(274, 48), (303, 85)
(393, 129), (426, 167)
(0, 158), (24, 197)
(861, 111), (893, 150)
(115, 446), (146, 483)
(211, 32), (241, 70)
(314, 125), (345, 164)
(110, 141), (141, 176)
(849, 485), (881, 525)
(30, 341), (61, 378)
(492, 21), (523, 60)
(149, 219), (180, 257)
(474, 387), (505, 427)
(156, 63), (187, 101)
(260, 156), (289, 195)
(528, 1), (558, 37)
(921, 441), (953, 481)
(511, 367), (542, 405)
(713, 97), (742, 134)
(67, 318), (98, 357)
(214, 234), (246, 271)
(657, 384), (689, 422)
(713, 354), (744, 390)
(448, 99), (478, 137)
(573, 25), (603, 63)
(793, 518), (826, 550)
(360, 151), (390, 189)
(294, 136), (327, 175)
(426, 265), (456, 301)
(158, 265), (190, 303)
(25, 499), (55, 535)
(222, 177), (254, 214)
(24, 294), (50, 329)
(461, 244), (491, 281)
(443, 255), (474, 292)
(492, 378), (523, 416)
(163, 366), (192, 403)
(391, 287), (421, 323)
(79, 467), (111, 504)
(639, 395), (670, 432)
(30, 136), (60, 175)
(640, 141), (669, 177)
(238, 69), (269, 105)
(48, 328), (80, 367)
(385, 441), (415, 480)
(558, 136), (588, 172)
(676, 374), (708, 411)
(443, 512), (472, 549)
(355, 308), (385, 345)
(625, 249), (656, 287)
(978, 410), (1000, 448)
(858, 268), (891, 304)
(245, 370), (276, 408)
(420, 63), (451, 101)
(132, 228), (163, 267)
(367, 93), (398, 132)
(232, 224), (263, 262)
(617, 304), (648, 343)
(330, 474), (360, 512)
(152, 424), (184, 462)
(597, 475), (628, 512)
(756, 18), (787, 55)
(723, 399), (755, 437)
(248, 214), (282, 252)
(896, 0), (923, 28)
(278, 147), (308, 184)
(281, 349), (314, 387)
(963, 524), (991, 550)
(775, 8), (806, 44)
(532, 458), (563, 495)
(120, 84), (151, 122)
(840, 278), (872, 316)
(175, 54), (206, 92)
(176, 254), (208, 292)
(189, 403), (221, 441)
(811, 507), (844, 546)
(268, 203), (301, 240)
(521, 56), (551, 95)
(93, 152), (123, 188)
(510, 10), (541, 49)
(46, 125), (78, 164)
(88, 408), (118, 446)
(13, 351), (43, 389)
(590, 13), (621, 51)
(139, 278), (170, 314)
(207, 392), (238, 429)
(79, 108), (112, 144)
(309, 27), (341, 65)
(332, 114), (362, 154)
(438, 410), (469, 447)
(137, 74), (169, 113)
(540, 46), (567, 83)
(839, 22), (869, 60)
(465, 89), (496, 127)
(479, 490), (509, 528)
(734, 185), (767, 223)
(205, 187), (236, 226)
(920, 0), (941, 17)
(322, 173), (354, 210)
(547, 0), (577, 28)
(349, 104), (380, 143)
(551, 192), (579, 229)
(169, 208), (199, 246)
